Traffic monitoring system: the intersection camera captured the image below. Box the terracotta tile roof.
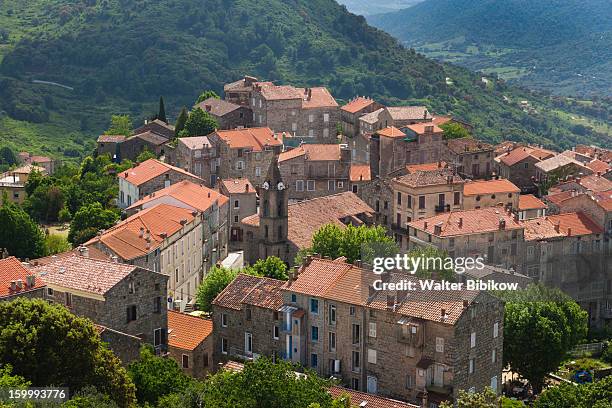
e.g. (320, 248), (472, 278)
(547, 212), (603, 236)
(586, 159), (610, 174)
(498, 146), (555, 166)
(178, 136), (212, 150)
(35, 255), (137, 295)
(259, 84), (303, 100)
(128, 180), (228, 211)
(215, 128), (282, 151)
(522, 218), (565, 241)
(349, 164), (371, 182)
(97, 135), (126, 143)
(577, 174), (612, 192)
(518, 194), (547, 210)
(88, 204), (196, 261)
(299, 87), (338, 109)
(360, 108), (385, 124)
(279, 144), (341, 162)
(393, 169), (463, 188)
(118, 159), (201, 186)
(431, 115), (452, 126)
(446, 137), (493, 154)
(221, 360), (245, 372)
(212, 274), (285, 311)
(0, 257), (45, 298)
(545, 190), (577, 205)
(31, 246), (110, 266)
(242, 192), (374, 249)
(596, 197), (612, 211)
(8, 164), (47, 175)
(341, 97), (376, 114)
(329, 386), (419, 408)
(168, 311), (212, 350)
(463, 179), (520, 196)
(220, 178), (255, 195)
(285, 258), (352, 297)
(194, 97), (241, 116)
(535, 154), (586, 173)
(405, 123), (443, 135)
(30, 155), (53, 163)
(406, 161), (448, 173)
(387, 106), (430, 121)
(408, 207), (522, 237)
(377, 126), (405, 138)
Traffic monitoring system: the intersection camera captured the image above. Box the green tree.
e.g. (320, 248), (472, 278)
(136, 148), (156, 163)
(157, 96), (167, 123)
(68, 202), (119, 245)
(196, 90), (220, 104)
(0, 199), (45, 259)
(44, 234), (71, 256)
(181, 107), (218, 137)
(497, 284), (588, 393)
(0, 298), (136, 407)
(534, 376), (612, 408)
(440, 387), (525, 408)
(174, 106), (189, 138)
(0, 146), (18, 168)
(440, 122), (470, 140)
(104, 115), (133, 137)
(246, 256), (289, 280)
(310, 224), (398, 263)
(195, 266), (237, 312)
(62, 387), (119, 408)
(59, 207), (72, 223)
(407, 245), (456, 281)
(128, 346), (192, 405)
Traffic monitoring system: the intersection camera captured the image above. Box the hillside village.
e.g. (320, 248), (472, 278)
(1, 76), (611, 407)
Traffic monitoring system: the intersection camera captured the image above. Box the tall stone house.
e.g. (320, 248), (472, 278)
(534, 154), (592, 184)
(175, 136), (215, 186)
(387, 106), (432, 128)
(340, 97), (385, 138)
(167, 311), (213, 378)
(224, 75), (260, 106)
(516, 194), (547, 220)
(495, 146), (555, 193)
(219, 178), (258, 250)
(194, 97), (252, 130)
(212, 257), (504, 406)
(462, 179), (521, 210)
(278, 144), (351, 202)
(442, 138), (494, 179)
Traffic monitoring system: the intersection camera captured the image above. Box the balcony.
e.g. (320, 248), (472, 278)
(392, 223), (408, 234)
(426, 384), (453, 396)
(435, 204), (451, 213)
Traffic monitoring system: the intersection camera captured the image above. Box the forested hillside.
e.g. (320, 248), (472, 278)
(369, 0), (612, 97)
(0, 0), (609, 161)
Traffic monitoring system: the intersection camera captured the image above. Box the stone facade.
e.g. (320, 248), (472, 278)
(175, 136), (216, 186)
(98, 326), (142, 364)
(195, 98), (253, 130)
(356, 177), (395, 231)
(340, 97), (385, 138)
(219, 179), (258, 251)
(442, 138), (494, 180)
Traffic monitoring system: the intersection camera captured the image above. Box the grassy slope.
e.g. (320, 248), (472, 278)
(0, 0), (609, 160)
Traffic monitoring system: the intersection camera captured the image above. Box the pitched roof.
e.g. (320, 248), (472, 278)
(360, 108), (385, 124)
(8, 164), (47, 175)
(446, 137), (493, 154)
(349, 164), (371, 182)
(387, 106), (430, 121)
(215, 128), (282, 151)
(405, 123), (443, 134)
(586, 159), (610, 174)
(129, 131), (168, 145)
(97, 135), (126, 143)
(577, 174), (612, 192)
(212, 274), (285, 311)
(178, 136), (212, 150)
(406, 161), (448, 173)
(546, 212), (603, 236)
(408, 207), (522, 237)
(128, 180), (229, 211)
(133, 120), (175, 140)
(431, 115), (453, 126)
(393, 169), (463, 188)
(194, 97), (241, 117)
(220, 178), (255, 195)
(498, 146), (555, 166)
(299, 87), (338, 109)
(518, 194), (547, 210)
(377, 126), (405, 138)
(0, 257), (45, 298)
(341, 97), (376, 113)
(545, 190), (577, 205)
(278, 144), (341, 162)
(535, 154), (586, 173)
(241, 192), (374, 249)
(88, 204), (196, 261)
(463, 179), (520, 196)
(522, 218), (565, 241)
(36, 255), (137, 295)
(117, 159), (201, 186)
(329, 387), (419, 408)
(258, 84), (303, 100)
(168, 311), (213, 350)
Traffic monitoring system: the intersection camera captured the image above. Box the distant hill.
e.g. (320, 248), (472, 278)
(369, 0), (612, 97)
(0, 0), (609, 160)
(337, 0), (422, 16)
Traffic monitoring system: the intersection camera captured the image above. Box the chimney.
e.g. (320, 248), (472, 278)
(180, 219), (188, 225)
(386, 294), (396, 310)
(423, 110), (428, 120)
(434, 223), (442, 235)
(139, 227), (145, 238)
(78, 246), (89, 258)
(308, 88), (312, 100)
(440, 308), (447, 320)
(567, 227), (572, 236)
(111, 255), (118, 263)
(246, 184), (250, 192)
(15, 280), (23, 290)
(160, 232), (167, 239)
(145, 230), (151, 240)
(458, 217), (463, 228)
(424, 221), (428, 230)
(498, 218), (506, 230)
(463, 299), (469, 308)
(10, 281), (16, 291)
(26, 275), (35, 288)
(554, 222), (560, 232)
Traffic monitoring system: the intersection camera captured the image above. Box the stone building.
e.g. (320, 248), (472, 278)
(18, 152), (57, 174)
(443, 138), (494, 179)
(0, 165), (46, 205)
(117, 159), (202, 208)
(390, 169), (464, 249)
(387, 106), (432, 128)
(119, 131), (170, 162)
(355, 176), (395, 231)
(219, 179), (257, 250)
(96, 325), (143, 364)
(340, 97), (384, 138)
(126, 180), (230, 284)
(194, 97), (252, 130)
(516, 194), (547, 220)
(168, 311), (213, 378)
(462, 179), (521, 210)
(97, 135), (126, 161)
(86, 204), (202, 304)
(407, 207), (524, 269)
(36, 255), (168, 351)
(133, 119), (175, 140)
(175, 136), (215, 185)
(0, 256), (45, 301)
(278, 144), (351, 202)
(534, 155), (592, 184)
(249, 82), (339, 141)
(495, 146), (555, 193)
(207, 127), (283, 187)
(224, 75), (260, 106)
(213, 257), (504, 406)
(554, 192), (612, 234)
(349, 164), (371, 195)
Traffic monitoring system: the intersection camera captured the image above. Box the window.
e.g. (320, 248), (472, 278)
(349, 306), (355, 316)
(436, 337), (444, 353)
(493, 322), (499, 338)
(329, 332), (336, 352)
(369, 322), (377, 337)
(203, 352), (209, 367)
(246, 307), (252, 321)
(491, 376), (498, 392)
(311, 353), (318, 368)
(234, 215), (239, 223)
(255, 166), (261, 176)
(310, 298), (319, 314)
(352, 350), (360, 371)
(309, 114), (314, 123)
(308, 129), (314, 137)
(154, 328), (163, 347)
(397, 192), (402, 205)
(244, 332), (252, 354)
(296, 180), (304, 191)
(311, 326), (319, 342)
(236, 161), (244, 170)
(471, 332), (476, 348)
(234, 200), (240, 208)
(419, 196), (425, 209)
(273, 325), (279, 339)
(128, 281), (135, 294)
(329, 305), (336, 324)
(337, 181), (343, 189)
(328, 180), (336, 191)
(291, 293), (297, 303)
(221, 338), (228, 354)
(323, 113), (329, 122)
(406, 374), (414, 389)
(469, 358), (474, 374)
(221, 313), (228, 327)
(492, 348), (497, 363)
(154, 296), (162, 313)
(323, 128), (329, 138)
(47, 288), (54, 296)
(292, 122), (297, 131)
(454, 192), (461, 205)
(182, 354), (189, 369)
(367, 349), (377, 364)
(511, 243), (517, 255)
(307, 180), (315, 191)
(126, 305), (137, 322)
(407, 195), (412, 209)
(352, 324), (360, 344)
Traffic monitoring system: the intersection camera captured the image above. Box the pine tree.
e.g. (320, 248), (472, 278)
(174, 107), (188, 138)
(158, 96), (167, 124)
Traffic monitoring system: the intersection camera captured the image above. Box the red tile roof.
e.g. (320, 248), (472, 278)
(522, 218), (565, 241)
(178, 136), (212, 150)
(577, 174), (612, 192)
(194, 97), (241, 117)
(547, 212), (603, 236)
(215, 128), (282, 151)
(406, 161), (448, 173)
(377, 126), (405, 138)
(212, 274), (285, 311)
(545, 190), (577, 205)
(498, 146), (555, 166)
(446, 137), (493, 154)
(118, 159), (201, 187)
(349, 164), (371, 182)
(128, 180), (228, 211)
(586, 159), (610, 174)
(535, 154), (586, 173)
(431, 115), (453, 126)
(168, 311), (212, 350)
(518, 194), (547, 210)
(88, 204), (196, 261)
(341, 97), (376, 113)
(405, 123), (443, 135)
(299, 87), (338, 109)
(0, 257), (45, 298)
(279, 144), (341, 162)
(329, 386), (419, 408)
(408, 207), (522, 237)
(463, 179), (520, 196)
(220, 178), (255, 195)
(387, 106), (430, 121)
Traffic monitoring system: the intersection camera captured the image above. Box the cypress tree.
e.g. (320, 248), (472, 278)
(174, 106), (188, 137)
(158, 96), (167, 124)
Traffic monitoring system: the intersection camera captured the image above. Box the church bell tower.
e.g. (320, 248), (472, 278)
(258, 156), (289, 262)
